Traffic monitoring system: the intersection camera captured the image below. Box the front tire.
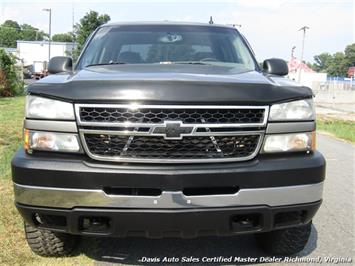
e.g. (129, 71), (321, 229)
(255, 222), (312, 255)
(24, 222), (78, 257)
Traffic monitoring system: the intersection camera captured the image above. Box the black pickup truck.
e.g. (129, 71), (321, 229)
(12, 22), (325, 256)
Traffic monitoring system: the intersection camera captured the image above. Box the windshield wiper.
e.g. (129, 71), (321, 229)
(85, 62), (126, 67)
(171, 61), (211, 65)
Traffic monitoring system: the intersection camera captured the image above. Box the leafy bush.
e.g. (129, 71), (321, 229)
(0, 49), (23, 97)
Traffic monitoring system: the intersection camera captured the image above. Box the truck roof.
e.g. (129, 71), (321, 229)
(103, 21), (236, 29)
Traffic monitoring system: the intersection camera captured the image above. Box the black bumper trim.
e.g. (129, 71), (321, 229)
(12, 149), (326, 190)
(17, 201), (321, 238)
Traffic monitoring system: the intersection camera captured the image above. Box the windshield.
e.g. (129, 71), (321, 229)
(77, 25), (257, 71)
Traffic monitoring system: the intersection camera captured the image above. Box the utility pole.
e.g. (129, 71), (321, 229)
(43, 8), (52, 63)
(298, 26), (309, 83)
(72, 2), (75, 42)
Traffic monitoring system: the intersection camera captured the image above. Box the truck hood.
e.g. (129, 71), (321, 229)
(27, 64), (312, 104)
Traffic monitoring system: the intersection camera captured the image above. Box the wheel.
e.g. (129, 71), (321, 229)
(255, 222), (312, 255)
(24, 222), (78, 257)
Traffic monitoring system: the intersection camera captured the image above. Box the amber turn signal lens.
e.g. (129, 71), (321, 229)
(24, 129), (30, 151)
(311, 131), (316, 151)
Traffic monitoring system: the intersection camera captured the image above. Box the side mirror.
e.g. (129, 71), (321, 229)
(48, 56), (73, 74)
(263, 58), (288, 76)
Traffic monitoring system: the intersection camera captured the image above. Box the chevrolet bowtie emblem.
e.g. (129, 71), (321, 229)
(153, 121), (193, 139)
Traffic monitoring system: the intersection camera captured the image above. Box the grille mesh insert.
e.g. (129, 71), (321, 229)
(79, 107), (265, 124)
(84, 134), (260, 160)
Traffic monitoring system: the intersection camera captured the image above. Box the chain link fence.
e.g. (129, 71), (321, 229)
(312, 80), (355, 113)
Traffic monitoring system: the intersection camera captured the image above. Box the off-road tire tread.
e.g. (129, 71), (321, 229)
(256, 222), (312, 255)
(24, 223), (77, 257)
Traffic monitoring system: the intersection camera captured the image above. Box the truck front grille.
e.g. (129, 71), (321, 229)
(84, 134), (260, 160)
(79, 106), (265, 124)
(75, 104), (268, 163)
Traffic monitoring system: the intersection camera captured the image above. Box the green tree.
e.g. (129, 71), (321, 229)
(311, 44), (355, 76)
(52, 32), (74, 42)
(73, 11), (110, 60)
(0, 20), (21, 47)
(0, 21), (48, 47)
(0, 49), (23, 96)
(326, 52), (347, 76)
(312, 53), (332, 72)
(20, 24), (47, 41)
(0, 27), (19, 47)
(344, 43), (355, 67)
(2, 20), (21, 31)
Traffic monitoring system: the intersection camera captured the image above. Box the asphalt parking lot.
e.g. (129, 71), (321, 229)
(72, 134), (354, 265)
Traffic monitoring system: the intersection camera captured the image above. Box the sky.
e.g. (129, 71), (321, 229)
(0, 0), (354, 62)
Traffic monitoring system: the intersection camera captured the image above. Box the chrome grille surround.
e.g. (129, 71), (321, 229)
(75, 104), (269, 163)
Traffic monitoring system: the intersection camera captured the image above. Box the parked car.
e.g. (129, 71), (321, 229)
(12, 22), (325, 257)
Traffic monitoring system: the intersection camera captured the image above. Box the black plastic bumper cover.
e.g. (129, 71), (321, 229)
(17, 201), (321, 238)
(12, 149), (326, 190)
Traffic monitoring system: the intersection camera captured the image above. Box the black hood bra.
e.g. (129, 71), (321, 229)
(28, 64), (312, 104)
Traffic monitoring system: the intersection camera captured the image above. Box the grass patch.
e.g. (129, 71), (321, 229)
(0, 96), (93, 265)
(317, 118), (355, 143)
(0, 96), (24, 179)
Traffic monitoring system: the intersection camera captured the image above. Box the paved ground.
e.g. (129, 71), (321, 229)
(73, 134), (354, 265)
(316, 104), (355, 121)
(316, 103), (355, 114)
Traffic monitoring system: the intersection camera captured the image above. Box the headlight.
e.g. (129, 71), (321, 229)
(262, 132), (315, 153)
(26, 95), (75, 120)
(269, 99), (315, 121)
(24, 130), (81, 153)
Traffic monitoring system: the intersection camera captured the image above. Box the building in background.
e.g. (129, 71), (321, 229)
(287, 56), (327, 88)
(17, 40), (75, 66)
(16, 40), (75, 79)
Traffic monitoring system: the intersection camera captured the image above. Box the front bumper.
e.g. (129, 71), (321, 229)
(12, 149), (325, 190)
(16, 201), (321, 238)
(12, 149), (325, 237)
(14, 182), (324, 209)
